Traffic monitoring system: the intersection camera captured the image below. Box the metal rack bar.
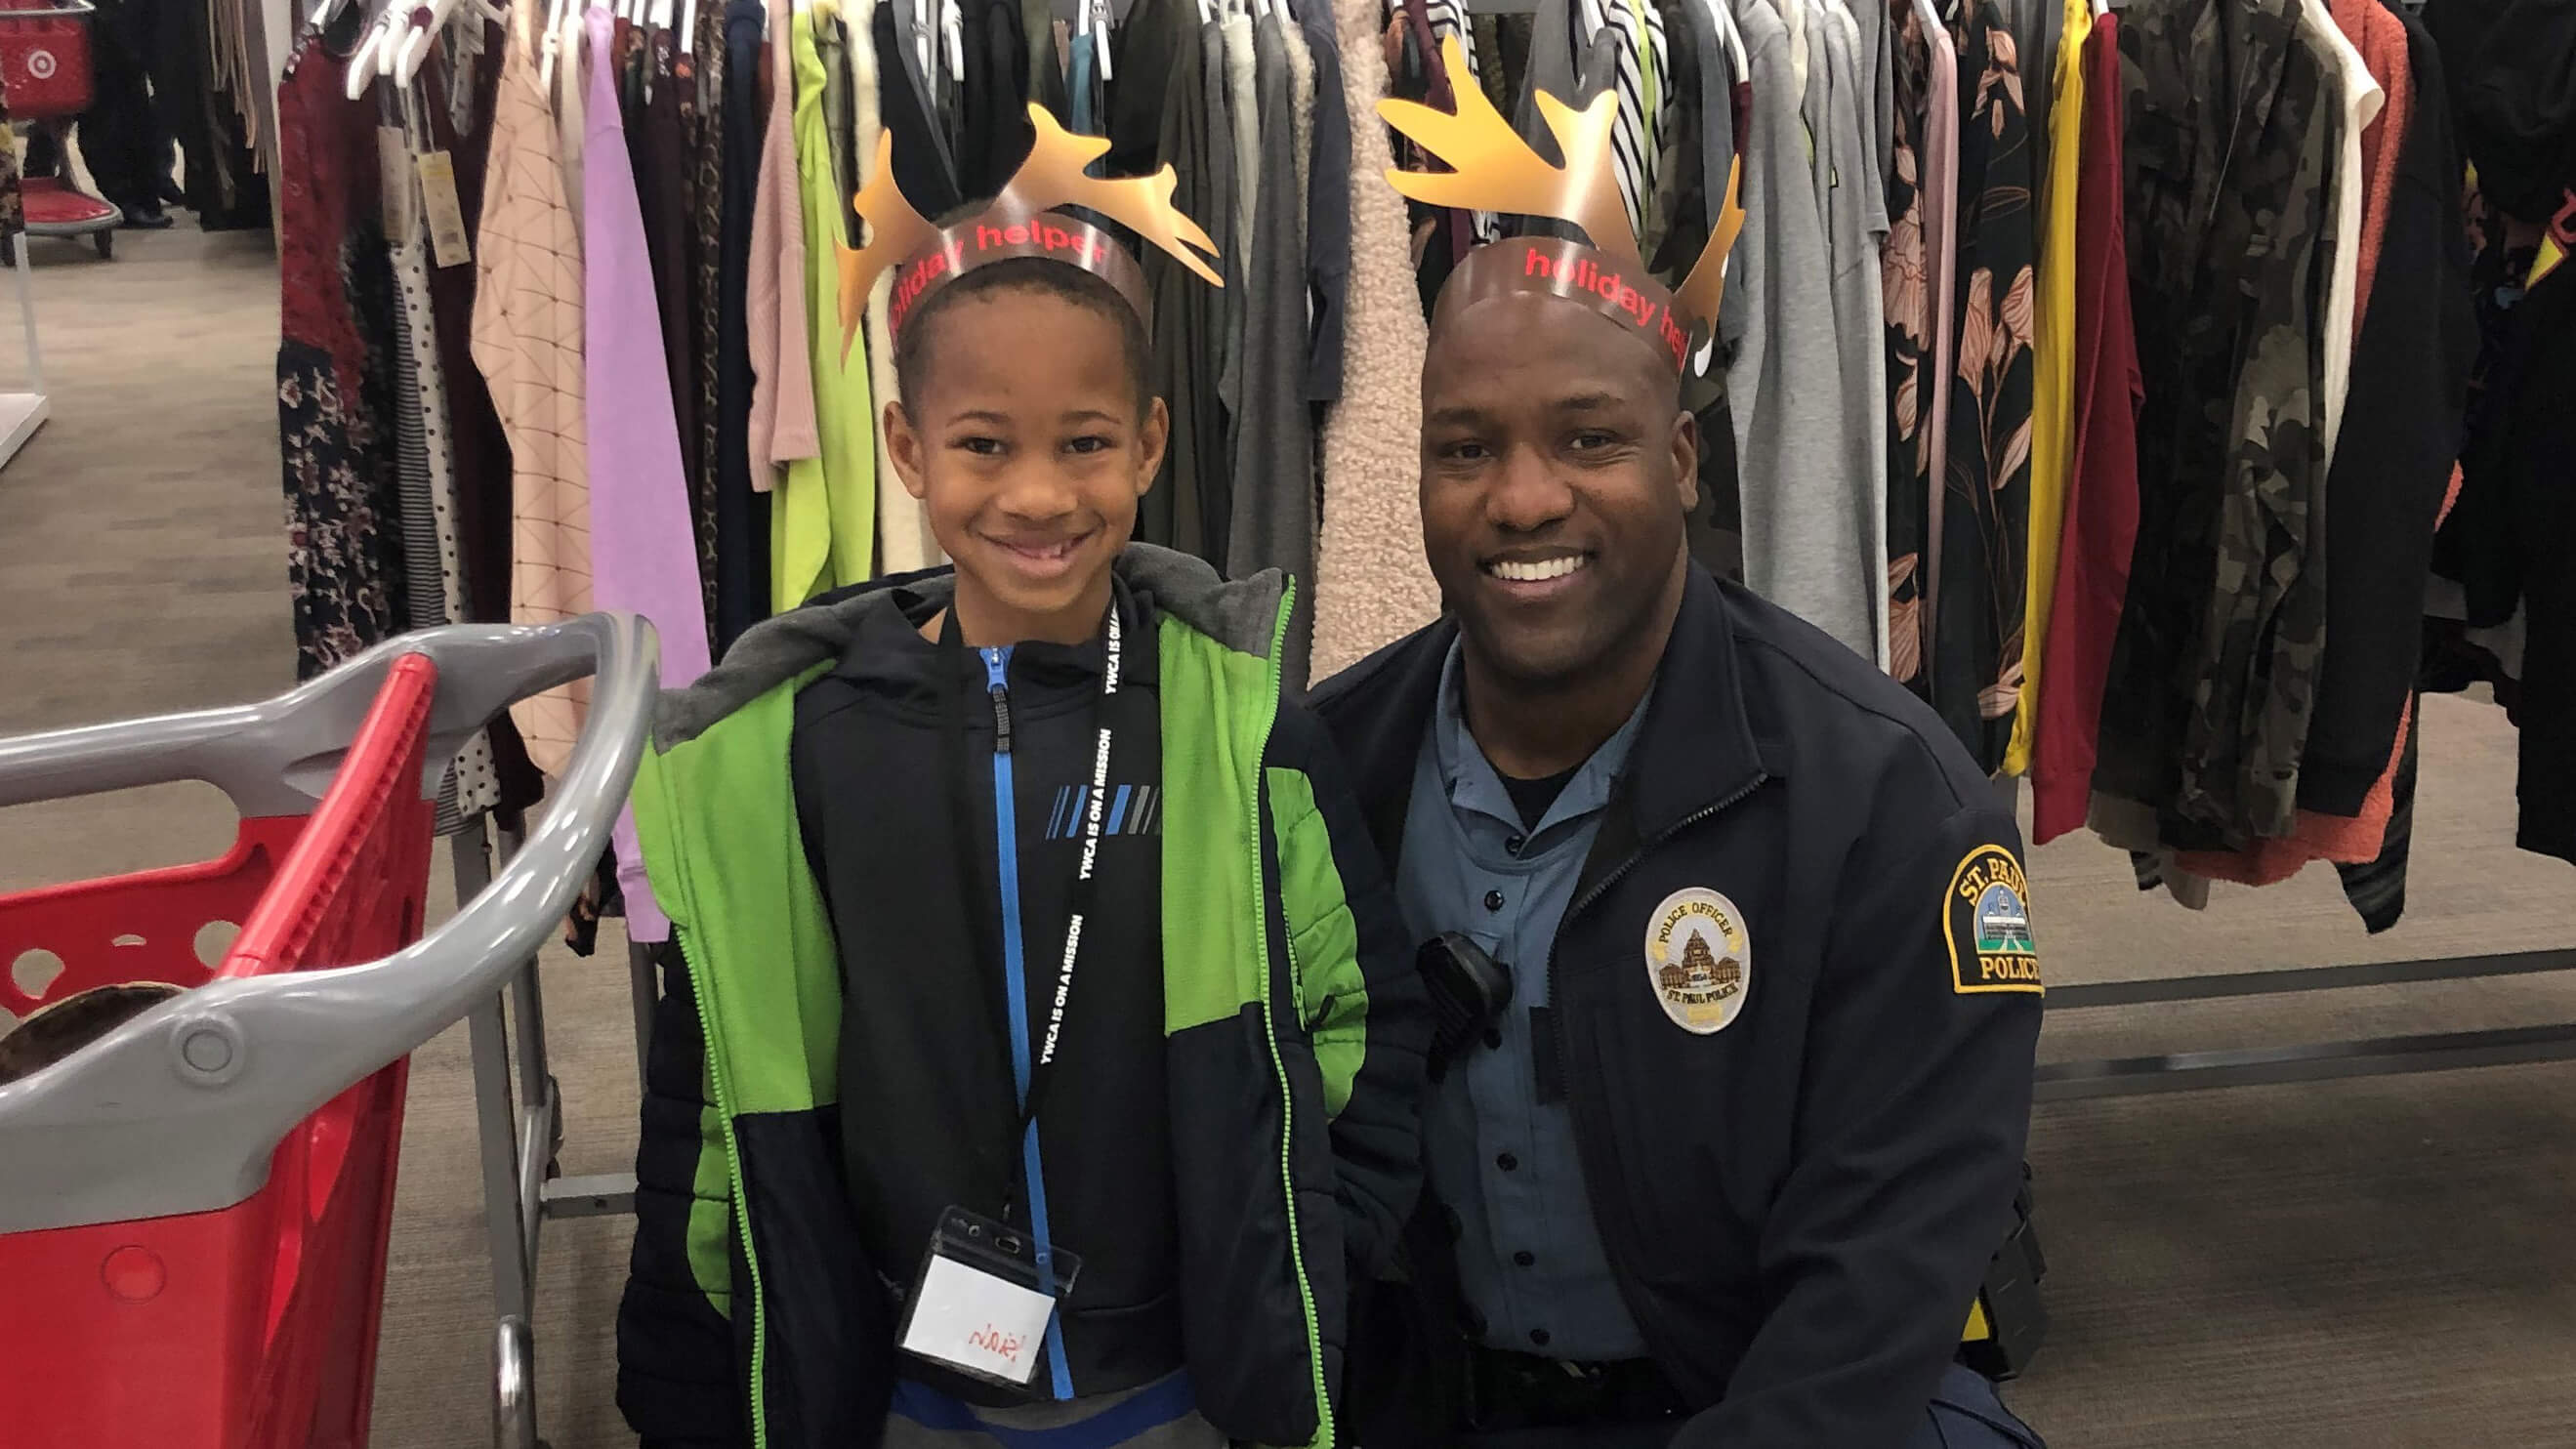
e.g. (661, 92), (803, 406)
(2038, 950), (2576, 1100)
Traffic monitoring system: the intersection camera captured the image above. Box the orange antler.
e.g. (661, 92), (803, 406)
(1670, 155), (1747, 346)
(1377, 36), (1639, 270)
(836, 132), (942, 358)
(989, 104), (1223, 286)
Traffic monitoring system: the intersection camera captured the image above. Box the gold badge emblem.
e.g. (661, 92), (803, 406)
(1644, 888), (1751, 1035)
(1946, 846), (2043, 995)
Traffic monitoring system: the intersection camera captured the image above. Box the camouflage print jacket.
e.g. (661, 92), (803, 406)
(2095, 0), (2336, 851)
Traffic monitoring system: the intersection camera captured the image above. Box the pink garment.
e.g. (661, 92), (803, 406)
(586, 8), (714, 940)
(745, 0), (819, 489)
(1919, 9), (1959, 641)
(472, 1), (591, 777)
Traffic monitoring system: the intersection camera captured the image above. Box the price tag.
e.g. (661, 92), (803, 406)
(416, 149), (473, 269)
(895, 1206), (1081, 1390)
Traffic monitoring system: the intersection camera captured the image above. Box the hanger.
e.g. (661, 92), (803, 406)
(1704, 0), (1745, 78)
(540, 0), (573, 96)
(307, 0), (356, 34)
(345, 1), (404, 100)
(394, 0), (486, 88)
(1082, 0), (1113, 83)
(681, 0), (698, 50)
(939, 0), (963, 82)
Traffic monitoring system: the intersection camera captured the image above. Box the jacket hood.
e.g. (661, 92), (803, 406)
(654, 545), (1289, 749)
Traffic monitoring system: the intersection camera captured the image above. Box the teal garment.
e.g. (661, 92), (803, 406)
(1069, 31), (1101, 137)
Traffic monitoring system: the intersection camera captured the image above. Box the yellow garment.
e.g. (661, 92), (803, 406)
(2002, 0), (2092, 776)
(773, 10), (877, 611)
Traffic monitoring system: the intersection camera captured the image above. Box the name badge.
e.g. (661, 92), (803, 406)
(896, 1206), (1084, 1389)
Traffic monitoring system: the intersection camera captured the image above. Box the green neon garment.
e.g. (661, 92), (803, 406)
(774, 8), (876, 611)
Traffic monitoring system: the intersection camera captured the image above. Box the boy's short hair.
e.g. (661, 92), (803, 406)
(893, 256), (1154, 423)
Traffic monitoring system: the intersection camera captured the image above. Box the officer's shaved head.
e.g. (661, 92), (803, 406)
(1418, 287), (1696, 701)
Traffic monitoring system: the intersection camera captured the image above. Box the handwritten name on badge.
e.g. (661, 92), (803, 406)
(901, 1254), (1057, 1384)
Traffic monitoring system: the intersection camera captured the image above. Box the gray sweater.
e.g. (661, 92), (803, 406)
(1724, 0), (1881, 661)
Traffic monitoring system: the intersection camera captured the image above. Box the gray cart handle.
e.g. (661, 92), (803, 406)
(0, 613), (658, 1236)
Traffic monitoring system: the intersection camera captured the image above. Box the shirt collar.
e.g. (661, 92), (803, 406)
(1431, 640), (1655, 840)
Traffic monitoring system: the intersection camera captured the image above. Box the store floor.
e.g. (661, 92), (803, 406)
(6, 228), (2576, 1449)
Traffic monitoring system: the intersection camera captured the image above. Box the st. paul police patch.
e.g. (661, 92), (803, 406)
(1945, 846), (2041, 995)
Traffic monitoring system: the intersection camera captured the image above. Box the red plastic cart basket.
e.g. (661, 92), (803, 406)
(0, 613), (655, 1449)
(0, 0), (92, 117)
(0, 1), (123, 257)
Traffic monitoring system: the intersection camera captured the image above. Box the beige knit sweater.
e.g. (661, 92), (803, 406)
(1312, 0), (1439, 683)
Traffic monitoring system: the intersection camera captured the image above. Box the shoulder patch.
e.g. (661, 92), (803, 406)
(1945, 846), (2041, 995)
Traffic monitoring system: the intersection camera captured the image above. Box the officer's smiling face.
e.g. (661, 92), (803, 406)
(1419, 289), (1697, 690)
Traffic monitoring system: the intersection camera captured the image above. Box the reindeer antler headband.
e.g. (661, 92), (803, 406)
(834, 104), (1224, 358)
(1379, 36), (1745, 372)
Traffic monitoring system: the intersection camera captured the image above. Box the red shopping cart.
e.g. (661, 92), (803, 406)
(0, 0), (121, 258)
(0, 614), (655, 1449)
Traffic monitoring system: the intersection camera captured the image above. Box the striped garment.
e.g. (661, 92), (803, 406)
(1573, 0), (1674, 239)
(1422, 0), (1500, 240)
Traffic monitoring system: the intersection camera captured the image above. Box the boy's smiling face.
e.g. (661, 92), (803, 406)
(886, 285), (1169, 646)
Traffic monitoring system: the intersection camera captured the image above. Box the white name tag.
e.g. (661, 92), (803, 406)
(900, 1254), (1058, 1385)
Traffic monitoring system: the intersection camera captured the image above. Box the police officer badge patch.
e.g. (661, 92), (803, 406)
(1644, 888), (1752, 1034)
(1947, 846), (2042, 994)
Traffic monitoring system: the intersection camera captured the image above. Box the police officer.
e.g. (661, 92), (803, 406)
(1310, 266), (2046, 1446)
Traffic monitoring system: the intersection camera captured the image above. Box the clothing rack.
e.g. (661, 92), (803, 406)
(0, 234), (48, 474)
(2037, 948), (2576, 1099)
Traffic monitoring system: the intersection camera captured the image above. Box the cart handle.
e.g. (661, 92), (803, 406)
(0, 613), (657, 1236)
(0, 2), (97, 19)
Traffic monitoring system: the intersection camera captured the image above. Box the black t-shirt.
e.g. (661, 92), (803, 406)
(1498, 762), (1583, 829)
(790, 583), (1180, 1400)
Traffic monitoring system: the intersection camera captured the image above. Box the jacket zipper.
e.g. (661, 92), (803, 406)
(1544, 770), (1770, 1333)
(1245, 583), (1336, 1448)
(671, 920), (772, 1449)
(982, 645), (1076, 1401)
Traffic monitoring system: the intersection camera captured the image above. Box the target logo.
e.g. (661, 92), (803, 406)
(24, 48), (55, 80)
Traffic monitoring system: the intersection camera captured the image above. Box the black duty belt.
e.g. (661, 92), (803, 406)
(1461, 1345), (1686, 1432)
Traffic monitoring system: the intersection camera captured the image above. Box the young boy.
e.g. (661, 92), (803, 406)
(615, 134), (1428, 1449)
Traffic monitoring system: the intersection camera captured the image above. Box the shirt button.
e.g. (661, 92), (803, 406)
(1529, 1328), (1552, 1347)
(1513, 1250), (1536, 1267)
(1505, 834), (1525, 854)
(1484, 890), (1506, 912)
(1496, 1152), (1519, 1172)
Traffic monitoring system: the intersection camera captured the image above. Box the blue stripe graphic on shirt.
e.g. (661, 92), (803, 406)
(981, 646), (1075, 1401)
(1045, 783), (1163, 839)
(888, 1372), (1202, 1448)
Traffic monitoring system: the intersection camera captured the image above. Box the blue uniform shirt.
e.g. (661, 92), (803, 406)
(1394, 642), (1653, 1361)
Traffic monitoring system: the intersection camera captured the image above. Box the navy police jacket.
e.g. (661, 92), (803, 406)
(1310, 564), (2043, 1449)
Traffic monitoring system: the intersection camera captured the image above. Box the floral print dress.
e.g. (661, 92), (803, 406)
(279, 29), (405, 680)
(1934, 0), (2035, 772)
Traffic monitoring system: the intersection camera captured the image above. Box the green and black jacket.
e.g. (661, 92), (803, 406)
(613, 547), (1431, 1449)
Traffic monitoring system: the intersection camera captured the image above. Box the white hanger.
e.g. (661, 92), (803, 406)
(1089, 0), (1113, 82)
(939, 0), (963, 82)
(394, 0), (471, 88)
(345, 2), (404, 100)
(540, 0), (573, 96)
(308, 0), (355, 32)
(1193, 0), (1211, 23)
(681, 0), (698, 51)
